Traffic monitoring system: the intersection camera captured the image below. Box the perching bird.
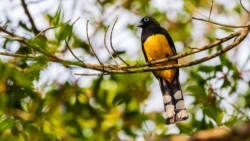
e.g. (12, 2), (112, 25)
(138, 17), (189, 124)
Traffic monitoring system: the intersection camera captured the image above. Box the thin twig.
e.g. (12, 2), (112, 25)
(0, 27), (24, 40)
(213, 92), (249, 120)
(188, 46), (202, 50)
(104, 26), (118, 65)
(67, 17), (80, 41)
(192, 17), (248, 28)
(74, 73), (109, 76)
(0, 51), (37, 59)
(209, 0), (214, 20)
(0, 35), (25, 42)
(86, 20), (102, 64)
(21, 0), (39, 35)
(110, 17), (129, 66)
(27, 0), (48, 5)
(239, 0), (250, 14)
(65, 40), (85, 65)
(72, 17), (80, 26)
(233, 35), (240, 42)
(36, 20), (71, 37)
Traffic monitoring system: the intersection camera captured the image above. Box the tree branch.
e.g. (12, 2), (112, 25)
(192, 17), (248, 28)
(110, 17), (129, 66)
(0, 19), (249, 76)
(74, 73), (109, 76)
(116, 30), (241, 69)
(104, 26), (118, 65)
(0, 51), (37, 59)
(209, 0), (214, 20)
(239, 0), (250, 14)
(86, 20), (102, 65)
(75, 25), (250, 75)
(21, 0), (39, 35)
(65, 40), (85, 65)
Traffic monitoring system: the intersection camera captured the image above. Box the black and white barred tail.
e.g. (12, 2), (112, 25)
(158, 75), (189, 125)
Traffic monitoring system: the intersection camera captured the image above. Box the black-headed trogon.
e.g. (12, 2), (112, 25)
(138, 17), (188, 125)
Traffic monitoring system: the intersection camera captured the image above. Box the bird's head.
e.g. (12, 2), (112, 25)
(137, 17), (160, 28)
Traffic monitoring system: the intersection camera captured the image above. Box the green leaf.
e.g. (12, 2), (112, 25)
(202, 107), (217, 123)
(52, 6), (63, 26)
(202, 106), (223, 125)
(12, 68), (33, 88)
(0, 118), (14, 132)
(56, 24), (73, 43)
(187, 85), (206, 95)
(19, 21), (32, 32)
(112, 92), (131, 105)
(176, 122), (193, 134)
(198, 65), (215, 73)
(190, 71), (206, 86)
(155, 113), (165, 125)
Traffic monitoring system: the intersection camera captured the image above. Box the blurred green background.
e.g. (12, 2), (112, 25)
(0, 0), (250, 140)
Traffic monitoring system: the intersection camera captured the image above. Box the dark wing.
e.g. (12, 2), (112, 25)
(161, 27), (177, 56)
(141, 42), (149, 62)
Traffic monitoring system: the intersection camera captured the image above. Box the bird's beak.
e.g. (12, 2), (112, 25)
(137, 22), (143, 27)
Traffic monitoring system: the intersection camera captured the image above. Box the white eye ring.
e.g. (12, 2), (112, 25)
(144, 17), (149, 22)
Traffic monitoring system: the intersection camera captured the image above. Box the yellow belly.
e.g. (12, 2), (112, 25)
(143, 34), (177, 83)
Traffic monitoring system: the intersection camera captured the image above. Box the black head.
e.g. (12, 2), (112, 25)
(137, 17), (160, 28)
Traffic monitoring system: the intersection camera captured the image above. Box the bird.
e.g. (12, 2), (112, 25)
(137, 17), (189, 125)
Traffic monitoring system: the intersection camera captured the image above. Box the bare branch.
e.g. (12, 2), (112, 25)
(26, 0), (48, 5)
(0, 51), (37, 59)
(116, 29), (241, 69)
(21, 0), (39, 35)
(72, 17), (81, 26)
(104, 26), (118, 65)
(214, 92), (250, 120)
(87, 26), (250, 74)
(1, 25), (246, 73)
(239, 0), (250, 14)
(69, 26), (248, 75)
(65, 40), (85, 65)
(63, 18), (83, 64)
(0, 17), (249, 76)
(67, 17), (80, 41)
(188, 46), (202, 51)
(0, 27), (24, 41)
(86, 20), (102, 65)
(74, 73), (109, 76)
(110, 17), (129, 66)
(192, 17), (248, 28)
(0, 35), (25, 42)
(209, 0), (214, 20)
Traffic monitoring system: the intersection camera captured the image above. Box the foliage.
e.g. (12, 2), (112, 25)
(0, 0), (250, 140)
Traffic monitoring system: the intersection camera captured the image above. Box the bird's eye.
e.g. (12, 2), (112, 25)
(144, 17), (149, 22)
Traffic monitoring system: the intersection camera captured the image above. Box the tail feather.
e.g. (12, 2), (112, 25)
(158, 74), (189, 125)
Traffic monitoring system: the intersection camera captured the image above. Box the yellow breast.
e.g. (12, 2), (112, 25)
(143, 34), (177, 83)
